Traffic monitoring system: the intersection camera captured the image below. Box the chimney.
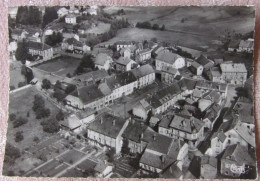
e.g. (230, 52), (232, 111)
(153, 134), (156, 141)
(112, 119), (116, 126)
(104, 160), (107, 165)
(140, 133), (144, 139)
(161, 155), (165, 163)
(100, 117), (103, 124)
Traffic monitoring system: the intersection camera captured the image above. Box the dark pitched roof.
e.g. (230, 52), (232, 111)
(195, 55), (214, 68)
(169, 114), (205, 134)
(178, 78), (197, 91)
(201, 156), (217, 168)
(160, 163), (183, 178)
(188, 156), (201, 178)
(65, 38), (84, 47)
(70, 84), (104, 104)
(146, 83), (181, 109)
(233, 98), (254, 124)
(131, 64), (155, 78)
(87, 113), (127, 139)
(146, 134), (174, 155)
(122, 120), (147, 142)
(156, 50), (183, 64)
(105, 71), (137, 90)
(221, 144), (255, 166)
(116, 57), (134, 66)
(212, 131), (226, 143)
(27, 41), (52, 51)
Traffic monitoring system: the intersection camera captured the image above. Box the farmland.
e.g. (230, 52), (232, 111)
(101, 6), (255, 50)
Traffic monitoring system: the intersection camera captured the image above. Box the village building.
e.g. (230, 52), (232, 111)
(244, 75), (253, 100)
(116, 41), (134, 51)
(161, 66), (181, 85)
(132, 99), (152, 120)
(62, 37), (91, 54)
(65, 14), (77, 24)
(220, 144), (255, 178)
(195, 55), (214, 70)
(27, 41), (53, 60)
(11, 29), (28, 41)
(158, 114), (205, 150)
(87, 113), (129, 154)
(94, 161), (113, 177)
(115, 57), (137, 72)
(228, 40), (240, 52)
(195, 80), (228, 98)
(120, 47), (131, 58)
(73, 70), (109, 86)
(149, 115), (163, 128)
(202, 103), (222, 130)
(65, 84), (105, 110)
(57, 7), (69, 17)
(200, 156), (218, 179)
(131, 64), (155, 88)
(220, 63), (248, 85)
(94, 53), (113, 71)
(139, 134), (188, 174)
(189, 61), (204, 76)
(136, 48), (152, 63)
(155, 50), (185, 71)
(238, 39), (254, 53)
(122, 120), (154, 154)
(159, 162), (183, 179)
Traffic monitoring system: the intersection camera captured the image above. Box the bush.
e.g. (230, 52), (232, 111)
(15, 131), (24, 142)
(42, 79), (51, 89)
(13, 117), (28, 128)
(33, 136), (39, 142)
(9, 113), (16, 122)
(35, 108), (51, 119)
(56, 110), (65, 121)
(5, 143), (21, 160)
(18, 81), (27, 88)
(41, 119), (60, 133)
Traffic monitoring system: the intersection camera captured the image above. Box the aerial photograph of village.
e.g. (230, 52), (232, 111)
(3, 5), (257, 179)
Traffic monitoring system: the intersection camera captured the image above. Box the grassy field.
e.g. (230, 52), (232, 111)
(7, 86), (61, 150)
(9, 61), (26, 89)
(101, 6), (255, 50)
(58, 149), (86, 164)
(86, 22), (111, 34)
(34, 56), (81, 77)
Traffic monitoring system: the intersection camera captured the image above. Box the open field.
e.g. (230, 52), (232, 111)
(101, 6), (254, 50)
(86, 22), (111, 34)
(7, 86), (61, 150)
(34, 56), (81, 77)
(9, 61), (26, 89)
(58, 149), (86, 164)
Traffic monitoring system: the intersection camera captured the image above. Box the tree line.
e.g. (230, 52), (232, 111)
(136, 21), (165, 31)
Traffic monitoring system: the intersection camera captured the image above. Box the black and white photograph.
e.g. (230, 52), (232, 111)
(4, 5), (257, 179)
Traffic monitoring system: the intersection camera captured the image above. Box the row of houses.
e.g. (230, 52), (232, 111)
(65, 64), (155, 110)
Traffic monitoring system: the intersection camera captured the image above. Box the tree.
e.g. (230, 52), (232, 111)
(15, 131), (24, 142)
(53, 89), (66, 102)
(18, 81), (27, 88)
(45, 32), (63, 46)
(160, 24), (165, 31)
(4, 143), (21, 160)
(75, 54), (95, 75)
(152, 24), (160, 30)
(35, 108), (51, 119)
(9, 113), (16, 122)
(41, 119), (60, 133)
(42, 79), (51, 89)
(13, 117), (28, 128)
(65, 84), (77, 94)
(42, 7), (58, 28)
(56, 110), (65, 121)
(15, 41), (28, 63)
(28, 6), (42, 25)
(32, 95), (45, 113)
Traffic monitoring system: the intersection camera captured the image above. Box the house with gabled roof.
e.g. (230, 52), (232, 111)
(158, 114), (205, 150)
(27, 41), (53, 60)
(155, 50), (185, 71)
(189, 61), (203, 76)
(238, 39), (254, 53)
(195, 54), (214, 70)
(139, 134), (188, 174)
(94, 53), (113, 71)
(65, 14), (77, 24)
(57, 7), (69, 17)
(115, 56), (137, 72)
(131, 64), (155, 88)
(132, 99), (152, 120)
(220, 63), (248, 85)
(159, 162), (183, 179)
(62, 37), (90, 54)
(161, 66), (181, 85)
(220, 144), (256, 178)
(65, 84), (105, 110)
(87, 113), (129, 154)
(136, 48), (152, 63)
(200, 156), (218, 179)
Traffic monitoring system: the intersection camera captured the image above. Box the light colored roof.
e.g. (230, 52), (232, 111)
(116, 57), (134, 66)
(201, 156), (217, 168)
(156, 50), (183, 64)
(131, 64), (154, 78)
(220, 63), (247, 73)
(61, 114), (81, 130)
(95, 53), (112, 66)
(66, 14), (76, 18)
(239, 39), (254, 49)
